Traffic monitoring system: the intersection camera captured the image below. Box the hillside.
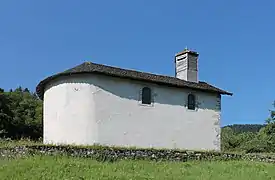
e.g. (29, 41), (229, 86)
(222, 124), (266, 134)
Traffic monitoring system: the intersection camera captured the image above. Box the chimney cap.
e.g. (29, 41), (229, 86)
(176, 48), (199, 57)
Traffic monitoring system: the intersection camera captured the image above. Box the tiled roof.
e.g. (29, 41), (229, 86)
(36, 62), (232, 100)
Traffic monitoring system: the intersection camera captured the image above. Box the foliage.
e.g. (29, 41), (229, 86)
(221, 102), (275, 153)
(0, 138), (41, 148)
(223, 124), (266, 134)
(0, 87), (42, 139)
(266, 101), (275, 124)
(1, 155), (275, 180)
(221, 127), (256, 152)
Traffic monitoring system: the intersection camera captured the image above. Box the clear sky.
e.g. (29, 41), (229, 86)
(0, 1), (274, 126)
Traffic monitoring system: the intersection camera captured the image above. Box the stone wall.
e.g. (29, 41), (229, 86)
(1, 145), (275, 164)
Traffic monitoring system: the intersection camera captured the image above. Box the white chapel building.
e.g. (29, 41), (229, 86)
(36, 49), (232, 151)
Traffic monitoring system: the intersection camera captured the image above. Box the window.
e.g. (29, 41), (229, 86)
(187, 94), (196, 110)
(141, 87), (152, 105)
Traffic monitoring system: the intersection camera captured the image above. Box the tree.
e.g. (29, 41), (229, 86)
(266, 101), (275, 124)
(0, 87), (43, 139)
(0, 90), (13, 137)
(221, 127), (241, 151)
(247, 101), (275, 153)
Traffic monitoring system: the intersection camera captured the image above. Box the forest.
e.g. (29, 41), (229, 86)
(1, 87), (275, 153)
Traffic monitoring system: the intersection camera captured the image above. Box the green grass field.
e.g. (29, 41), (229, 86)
(1, 155), (275, 180)
(1, 139), (275, 179)
(0, 139), (41, 148)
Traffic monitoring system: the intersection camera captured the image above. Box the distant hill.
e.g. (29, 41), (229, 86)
(222, 124), (266, 134)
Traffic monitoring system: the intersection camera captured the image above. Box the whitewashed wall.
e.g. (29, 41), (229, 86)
(43, 74), (221, 151)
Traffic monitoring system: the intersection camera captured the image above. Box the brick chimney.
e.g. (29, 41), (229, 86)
(175, 48), (199, 83)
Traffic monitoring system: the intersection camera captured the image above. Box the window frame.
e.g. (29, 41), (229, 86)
(187, 93), (196, 110)
(141, 87), (152, 105)
(139, 86), (154, 107)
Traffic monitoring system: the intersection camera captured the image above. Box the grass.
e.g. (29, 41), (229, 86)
(1, 139), (275, 179)
(1, 155), (275, 180)
(0, 138), (42, 148)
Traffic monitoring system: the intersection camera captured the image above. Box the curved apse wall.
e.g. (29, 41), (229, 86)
(43, 75), (98, 145)
(42, 73), (221, 151)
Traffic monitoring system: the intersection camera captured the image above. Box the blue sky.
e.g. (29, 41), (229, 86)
(0, 1), (274, 126)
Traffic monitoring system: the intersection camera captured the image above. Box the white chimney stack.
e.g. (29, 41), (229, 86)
(175, 48), (199, 83)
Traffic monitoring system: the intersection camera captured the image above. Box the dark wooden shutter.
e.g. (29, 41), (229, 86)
(142, 87), (151, 104)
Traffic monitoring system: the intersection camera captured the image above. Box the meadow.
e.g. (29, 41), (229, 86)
(1, 139), (275, 180)
(1, 155), (275, 180)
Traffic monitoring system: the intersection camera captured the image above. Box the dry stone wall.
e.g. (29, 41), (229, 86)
(1, 145), (275, 164)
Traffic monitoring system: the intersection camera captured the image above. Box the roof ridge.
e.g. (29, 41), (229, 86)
(81, 61), (173, 79)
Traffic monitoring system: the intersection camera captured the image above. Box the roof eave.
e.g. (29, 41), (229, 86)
(222, 92), (233, 96)
(36, 62), (234, 100)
